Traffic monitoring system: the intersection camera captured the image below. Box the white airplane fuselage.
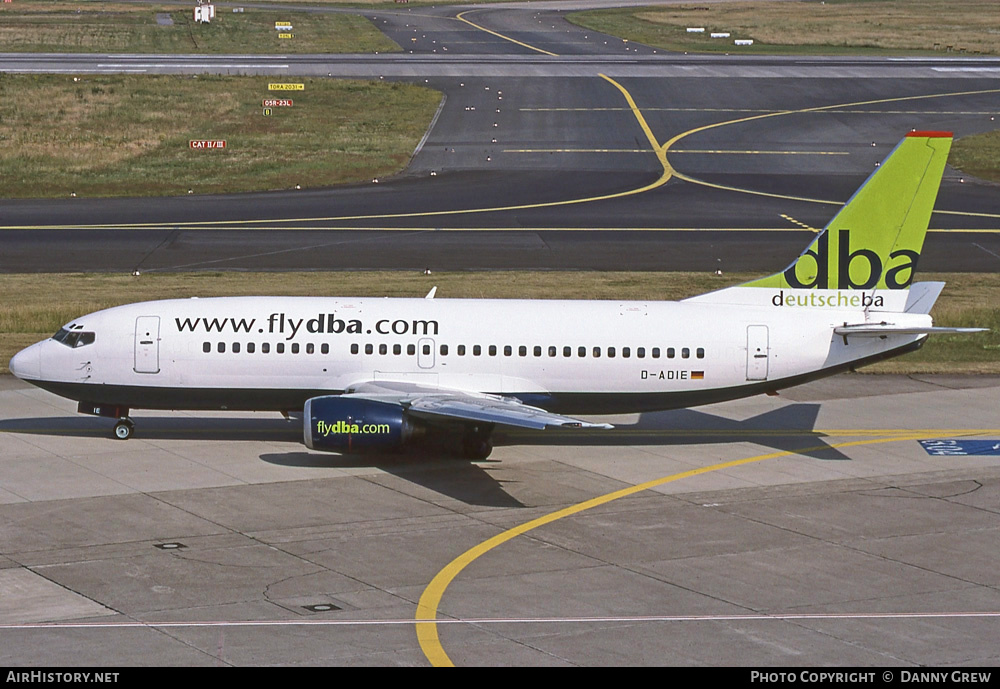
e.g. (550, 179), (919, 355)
(10, 295), (928, 415)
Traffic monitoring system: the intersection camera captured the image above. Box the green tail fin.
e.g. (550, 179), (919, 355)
(743, 131), (952, 291)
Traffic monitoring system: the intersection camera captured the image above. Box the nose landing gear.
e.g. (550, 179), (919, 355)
(113, 418), (135, 440)
(76, 402), (134, 440)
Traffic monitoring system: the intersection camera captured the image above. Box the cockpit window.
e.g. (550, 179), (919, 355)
(52, 328), (96, 348)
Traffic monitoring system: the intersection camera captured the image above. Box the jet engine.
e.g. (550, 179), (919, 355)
(303, 396), (421, 452)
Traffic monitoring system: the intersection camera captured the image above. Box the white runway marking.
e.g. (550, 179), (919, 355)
(5, 610), (1000, 630)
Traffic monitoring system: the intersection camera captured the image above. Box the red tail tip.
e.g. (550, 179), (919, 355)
(906, 131), (953, 138)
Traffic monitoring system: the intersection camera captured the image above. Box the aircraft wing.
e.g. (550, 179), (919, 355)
(341, 381), (613, 431)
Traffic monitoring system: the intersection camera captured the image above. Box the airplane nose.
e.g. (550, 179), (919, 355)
(9, 344), (40, 380)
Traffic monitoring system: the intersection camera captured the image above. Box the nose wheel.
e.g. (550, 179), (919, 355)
(113, 418), (135, 440)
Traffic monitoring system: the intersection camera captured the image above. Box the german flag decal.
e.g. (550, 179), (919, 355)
(691, 371), (705, 380)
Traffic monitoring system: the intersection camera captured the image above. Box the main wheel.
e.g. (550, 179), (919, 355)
(461, 435), (493, 460)
(113, 419), (134, 440)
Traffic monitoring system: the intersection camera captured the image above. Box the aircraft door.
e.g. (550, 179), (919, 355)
(746, 325), (769, 381)
(417, 338), (435, 369)
(134, 316), (161, 374)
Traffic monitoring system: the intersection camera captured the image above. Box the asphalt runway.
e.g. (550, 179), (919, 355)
(1, 2), (999, 271)
(2, 374), (1000, 666)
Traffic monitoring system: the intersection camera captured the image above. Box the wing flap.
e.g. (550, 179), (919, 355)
(341, 381), (613, 431)
(406, 394), (613, 430)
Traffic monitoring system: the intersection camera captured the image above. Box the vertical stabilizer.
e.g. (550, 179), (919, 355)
(686, 132), (952, 310)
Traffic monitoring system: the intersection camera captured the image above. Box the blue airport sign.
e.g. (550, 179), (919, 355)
(919, 439), (1000, 456)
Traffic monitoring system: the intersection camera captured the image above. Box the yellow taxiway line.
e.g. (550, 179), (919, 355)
(455, 11), (559, 57)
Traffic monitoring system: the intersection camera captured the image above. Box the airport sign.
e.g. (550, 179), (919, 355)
(919, 439), (1000, 456)
(189, 140), (227, 149)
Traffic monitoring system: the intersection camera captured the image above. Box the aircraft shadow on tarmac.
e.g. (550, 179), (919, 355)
(500, 404), (851, 461)
(260, 450), (527, 508)
(1, 404), (847, 507)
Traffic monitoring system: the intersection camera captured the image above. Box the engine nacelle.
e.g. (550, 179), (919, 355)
(304, 396), (419, 452)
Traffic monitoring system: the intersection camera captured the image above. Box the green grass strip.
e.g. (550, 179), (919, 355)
(0, 4), (400, 54)
(0, 74), (441, 198)
(567, 1), (1000, 56)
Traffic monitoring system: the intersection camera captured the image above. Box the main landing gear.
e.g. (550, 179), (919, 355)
(460, 424), (494, 460)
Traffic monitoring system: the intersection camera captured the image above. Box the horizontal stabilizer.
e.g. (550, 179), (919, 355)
(834, 323), (987, 337)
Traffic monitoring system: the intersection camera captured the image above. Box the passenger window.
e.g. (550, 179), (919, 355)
(218, 342), (226, 353)
(637, 347), (645, 358)
(233, 342), (241, 354)
(504, 345), (512, 356)
(622, 347), (631, 358)
(534, 346), (542, 357)
(697, 347), (705, 359)
(408, 344), (416, 356)
(379, 344), (387, 355)
(351, 344), (359, 355)
(608, 347), (616, 358)
(578, 346), (586, 357)
(321, 343), (329, 355)
(489, 345), (497, 356)
(262, 343), (270, 354)
(519, 346), (527, 357)
(423, 344), (431, 355)
(473, 345), (481, 356)
(593, 347), (601, 358)
(203, 342), (211, 353)
(277, 343), (285, 354)
(306, 343), (314, 354)
(458, 345), (466, 356)
(548, 346), (556, 357)
(393, 344), (401, 355)
(291, 343), (300, 354)
(247, 342), (256, 354)
(667, 347), (675, 359)
(365, 343), (373, 355)
(652, 347), (660, 358)
(441, 344), (449, 356)
(682, 347), (690, 359)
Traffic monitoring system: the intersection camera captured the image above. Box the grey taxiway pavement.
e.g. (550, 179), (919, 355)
(1, 3), (999, 272)
(2, 373), (1000, 666)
